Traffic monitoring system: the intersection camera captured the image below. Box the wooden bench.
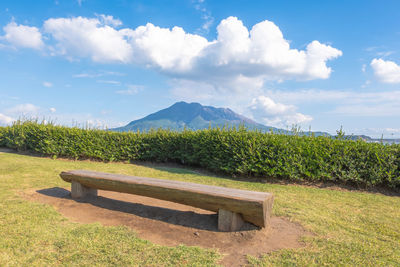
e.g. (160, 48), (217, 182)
(60, 170), (274, 231)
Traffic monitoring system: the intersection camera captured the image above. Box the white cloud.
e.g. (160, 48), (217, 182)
(49, 107), (56, 113)
(125, 22), (209, 71)
(193, 0), (214, 33)
(201, 14), (214, 32)
(43, 81), (53, 87)
(146, 16), (341, 80)
(116, 84), (143, 95)
(43, 16), (133, 63)
(249, 96), (312, 126)
(2, 16), (341, 90)
(362, 64), (366, 73)
(364, 46), (395, 58)
(169, 75), (264, 108)
(97, 14), (122, 27)
(73, 73), (99, 78)
(0, 113), (14, 125)
(251, 96), (292, 115)
(6, 103), (40, 116)
(2, 21), (43, 49)
(102, 71), (125, 76)
(73, 70), (125, 78)
(97, 80), (121, 85)
(2, 15), (341, 115)
(41, 15), (341, 85)
(133, 16), (340, 91)
(264, 88), (400, 117)
(370, 58), (400, 83)
(376, 51), (395, 57)
(169, 78), (312, 128)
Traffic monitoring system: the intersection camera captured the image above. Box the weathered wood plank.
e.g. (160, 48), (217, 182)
(218, 209), (244, 231)
(71, 181), (98, 198)
(60, 170), (274, 228)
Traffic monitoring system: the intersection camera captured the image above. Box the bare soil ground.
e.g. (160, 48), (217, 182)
(23, 187), (309, 266)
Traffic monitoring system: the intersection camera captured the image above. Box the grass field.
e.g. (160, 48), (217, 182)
(0, 150), (399, 266)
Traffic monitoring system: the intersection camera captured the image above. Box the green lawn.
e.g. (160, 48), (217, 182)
(0, 151), (399, 266)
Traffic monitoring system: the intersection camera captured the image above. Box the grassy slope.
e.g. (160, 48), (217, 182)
(0, 151), (399, 266)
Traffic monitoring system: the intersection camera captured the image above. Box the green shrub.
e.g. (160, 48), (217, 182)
(0, 121), (399, 188)
(0, 126), (7, 147)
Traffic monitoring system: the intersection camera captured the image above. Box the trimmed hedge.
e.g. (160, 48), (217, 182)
(0, 121), (399, 188)
(0, 126), (6, 147)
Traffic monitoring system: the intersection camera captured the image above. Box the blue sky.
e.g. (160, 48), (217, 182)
(0, 0), (399, 137)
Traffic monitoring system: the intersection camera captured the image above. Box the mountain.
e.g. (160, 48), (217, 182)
(110, 103), (400, 141)
(111, 101), (286, 133)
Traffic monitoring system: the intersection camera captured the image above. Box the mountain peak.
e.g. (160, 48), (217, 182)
(113, 101), (277, 132)
(172, 101), (202, 107)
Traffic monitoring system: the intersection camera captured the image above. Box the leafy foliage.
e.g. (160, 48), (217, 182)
(0, 126), (6, 147)
(1, 120), (399, 188)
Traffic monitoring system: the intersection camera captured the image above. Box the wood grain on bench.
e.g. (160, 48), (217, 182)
(60, 170), (274, 229)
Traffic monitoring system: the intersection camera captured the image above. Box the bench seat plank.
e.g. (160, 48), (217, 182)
(60, 170), (274, 228)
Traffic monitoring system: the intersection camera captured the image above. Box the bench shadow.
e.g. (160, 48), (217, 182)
(36, 187), (258, 232)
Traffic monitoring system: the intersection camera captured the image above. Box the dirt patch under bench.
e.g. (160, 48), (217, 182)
(23, 187), (310, 266)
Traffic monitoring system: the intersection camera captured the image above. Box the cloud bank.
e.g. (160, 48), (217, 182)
(3, 15), (342, 83)
(1, 15), (343, 127)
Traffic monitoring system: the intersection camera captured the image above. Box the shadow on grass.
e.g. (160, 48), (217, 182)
(36, 187), (257, 232)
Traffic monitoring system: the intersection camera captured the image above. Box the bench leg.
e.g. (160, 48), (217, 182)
(71, 181), (97, 198)
(218, 209), (244, 232)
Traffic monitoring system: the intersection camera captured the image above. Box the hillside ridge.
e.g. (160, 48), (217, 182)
(112, 101), (282, 133)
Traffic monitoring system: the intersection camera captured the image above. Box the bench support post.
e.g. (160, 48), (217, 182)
(218, 209), (244, 232)
(71, 181), (97, 198)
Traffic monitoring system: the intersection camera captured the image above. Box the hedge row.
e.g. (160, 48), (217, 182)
(0, 121), (399, 188)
